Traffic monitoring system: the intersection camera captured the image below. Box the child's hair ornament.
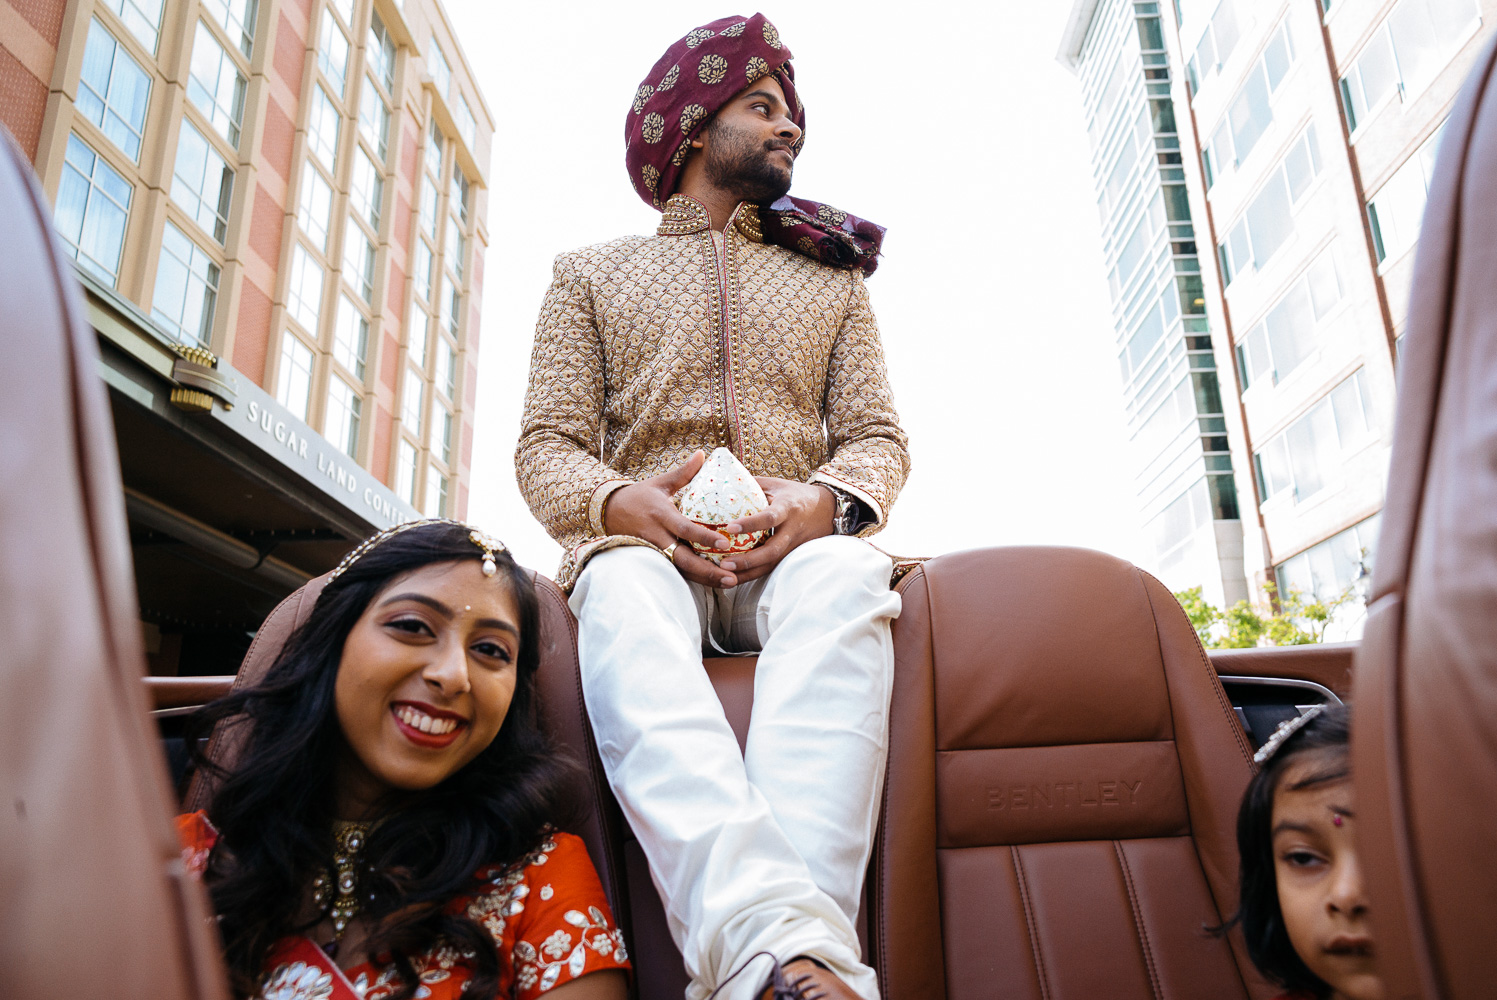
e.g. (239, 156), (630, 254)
(1252, 704), (1327, 765)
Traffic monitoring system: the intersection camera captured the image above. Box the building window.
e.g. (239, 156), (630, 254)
(445, 211), (465, 283)
(1276, 514), (1381, 607)
(419, 172), (439, 240)
(172, 120), (234, 243)
(428, 39), (450, 99)
(396, 439), (418, 503)
(55, 133), (132, 285)
(1185, 0), (1241, 94)
(1218, 125), (1320, 284)
(1369, 121), (1446, 264)
(151, 221), (220, 345)
(358, 77), (390, 161)
(333, 294), (368, 379)
(424, 467), (447, 516)
(1340, 0), (1479, 132)
(200, 0), (257, 58)
(413, 238), (434, 303)
(402, 365), (424, 433)
(349, 146), (383, 230)
(77, 19), (151, 162)
(427, 117), (443, 165)
(287, 242), (324, 332)
(438, 273), (460, 337)
(455, 93), (476, 151)
(297, 160), (333, 253)
(101, 0), (165, 55)
(307, 85), (341, 172)
(436, 403), (453, 464)
(317, 8), (349, 97)
(1254, 370), (1375, 503)
(275, 334), (315, 420)
(450, 165), (470, 225)
(1237, 246), (1342, 389)
(327, 0), (354, 28)
(1202, 17), (1295, 187)
(369, 11), (396, 93)
(325, 374), (361, 457)
(342, 216), (375, 303)
(188, 21), (247, 147)
(409, 312), (429, 369)
(438, 336), (457, 399)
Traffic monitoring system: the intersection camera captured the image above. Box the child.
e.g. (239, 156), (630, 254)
(1232, 704), (1384, 1000)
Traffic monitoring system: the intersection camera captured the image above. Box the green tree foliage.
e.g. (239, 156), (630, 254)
(1174, 583), (1355, 649)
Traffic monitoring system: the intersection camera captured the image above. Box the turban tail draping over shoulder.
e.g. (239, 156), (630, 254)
(624, 13), (886, 275)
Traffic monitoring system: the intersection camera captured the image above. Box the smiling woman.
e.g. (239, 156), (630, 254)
(180, 521), (629, 1000)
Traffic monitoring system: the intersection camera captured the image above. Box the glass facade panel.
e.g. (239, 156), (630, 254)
(200, 0), (257, 57)
(456, 94), (476, 151)
(101, 0), (164, 54)
(307, 85), (341, 171)
(325, 374), (361, 457)
(187, 20), (247, 147)
(425, 468), (448, 517)
(437, 404), (453, 464)
(151, 221), (220, 345)
(275, 334), (314, 421)
(349, 147), (383, 229)
(450, 166), (470, 225)
(402, 366), (424, 432)
(369, 12), (396, 92)
(438, 337), (457, 399)
(77, 19), (151, 161)
(55, 133), (132, 284)
(317, 8), (349, 96)
(342, 216), (375, 303)
(1369, 123), (1445, 263)
(413, 239), (433, 302)
(445, 211), (464, 282)
(419, 174), (439, 239)
(1276, 514), (1381, 605)
(171, 120), (233, 243)
(428, 40), (450, 99)
(287, 242), (324, 332)
(333, 294), (369, 379)
(297, 160), (333, 253)
(396, 439), (418, 503)
(359, 77), (390, 161)
(409, 311), (429, 369)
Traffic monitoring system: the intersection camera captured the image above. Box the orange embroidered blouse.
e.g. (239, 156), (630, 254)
(176, 812), (630, 999)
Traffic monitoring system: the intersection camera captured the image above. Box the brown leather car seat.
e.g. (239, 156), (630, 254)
(872, 547), (1274, 1000)
(0, 130), (228, 998)
(1351, 32), (1497, 1000)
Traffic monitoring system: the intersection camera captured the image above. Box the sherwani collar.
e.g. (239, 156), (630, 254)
(656, 195), (764, 243)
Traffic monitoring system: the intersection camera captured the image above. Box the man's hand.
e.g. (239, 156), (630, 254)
(718, 478), (837, 584)
(603, 450), (737, 588)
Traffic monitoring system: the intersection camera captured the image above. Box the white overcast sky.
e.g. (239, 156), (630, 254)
(452, 0), (1147, 573)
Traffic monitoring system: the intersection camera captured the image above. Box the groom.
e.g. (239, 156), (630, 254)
(516, 14), (909, 999)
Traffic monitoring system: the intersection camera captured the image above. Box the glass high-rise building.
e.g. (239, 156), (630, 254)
(1062, 0), (1495, 635)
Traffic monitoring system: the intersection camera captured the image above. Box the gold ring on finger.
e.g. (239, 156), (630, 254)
(662, 541), (679, 562)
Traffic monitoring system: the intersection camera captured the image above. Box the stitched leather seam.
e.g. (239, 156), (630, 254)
(1114, 841), (1163, 1000)
(1011, 846), (1051, 1000)
(1140, 568), (1255, 768)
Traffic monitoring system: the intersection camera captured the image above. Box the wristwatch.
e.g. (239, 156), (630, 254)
(821, 484), (862, 536)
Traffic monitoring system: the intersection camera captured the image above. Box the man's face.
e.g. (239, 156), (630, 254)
(699, 76), (802, 205)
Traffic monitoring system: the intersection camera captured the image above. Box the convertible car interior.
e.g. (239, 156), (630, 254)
(6, 31), (1497, 1000)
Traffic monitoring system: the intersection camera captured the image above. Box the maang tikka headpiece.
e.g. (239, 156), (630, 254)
(325, 517), (509, 585)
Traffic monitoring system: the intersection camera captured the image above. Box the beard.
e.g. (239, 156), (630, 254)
(702, 117), (793, 204)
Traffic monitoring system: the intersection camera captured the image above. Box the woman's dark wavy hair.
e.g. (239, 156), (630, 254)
(186, 521), (572, 999)
(1229, 702), (1351, 1000)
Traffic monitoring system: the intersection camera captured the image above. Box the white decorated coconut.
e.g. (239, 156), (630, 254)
(677, 448), (769, 563)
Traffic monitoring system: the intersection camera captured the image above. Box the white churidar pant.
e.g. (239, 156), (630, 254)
(569, 535), (900, 1000)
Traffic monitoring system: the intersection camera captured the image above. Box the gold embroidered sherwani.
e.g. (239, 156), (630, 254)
(516, 195), (910, 589)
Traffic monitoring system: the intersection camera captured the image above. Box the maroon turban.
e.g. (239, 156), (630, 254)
(624, 13), (885, 275)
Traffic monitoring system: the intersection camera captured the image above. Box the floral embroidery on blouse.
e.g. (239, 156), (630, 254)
(175, 815), (628, 1000)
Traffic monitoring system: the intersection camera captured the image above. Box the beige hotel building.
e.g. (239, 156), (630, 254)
(1062, 0), (1494, 636)
(0, 0), (492, 673)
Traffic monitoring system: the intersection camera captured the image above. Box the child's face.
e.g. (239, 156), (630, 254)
(1272, 754), (1382, 1000)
